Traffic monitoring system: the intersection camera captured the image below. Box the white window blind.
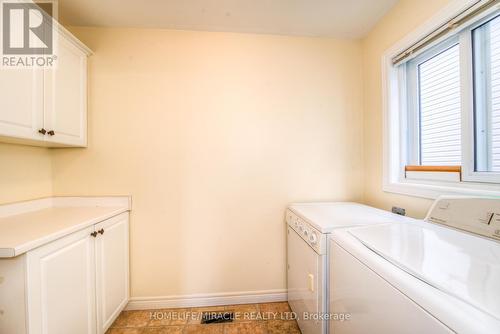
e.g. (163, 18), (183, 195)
(418, 44), (462, 166)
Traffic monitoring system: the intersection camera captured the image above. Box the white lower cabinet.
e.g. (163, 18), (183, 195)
(27, 226), (97, 334)
(95, 215), (130, 333)
(1, 212), (129, 334)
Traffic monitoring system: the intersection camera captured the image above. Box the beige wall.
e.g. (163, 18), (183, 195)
(51, 27), (364, 297)
(0, 0), (456, 298)
(361, 0), (452, 218)
(0, 143), (52, 204)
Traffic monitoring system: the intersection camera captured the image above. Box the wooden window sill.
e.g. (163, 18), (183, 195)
(405, 165), (461, 173)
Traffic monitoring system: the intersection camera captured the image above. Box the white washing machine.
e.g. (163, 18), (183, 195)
(329, 196), (500, 334)
(286, 202), (407, 334)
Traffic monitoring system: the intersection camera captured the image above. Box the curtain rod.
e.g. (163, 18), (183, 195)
(392, 0), (499, 66)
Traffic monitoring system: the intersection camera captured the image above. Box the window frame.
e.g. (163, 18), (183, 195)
(382, 0), (500, 199)
(461, 12), (500, 183)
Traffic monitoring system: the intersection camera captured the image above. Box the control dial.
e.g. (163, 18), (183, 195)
(309, 232), (318, 245)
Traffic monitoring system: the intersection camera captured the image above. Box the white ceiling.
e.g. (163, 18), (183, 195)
(58, 0), (398, 38)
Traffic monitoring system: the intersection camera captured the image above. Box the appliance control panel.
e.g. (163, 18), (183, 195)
(286, 209), (325, 254)
(425, 196), (500, 241)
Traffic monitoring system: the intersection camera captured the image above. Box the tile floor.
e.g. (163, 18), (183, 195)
(106, 302), (301, 334)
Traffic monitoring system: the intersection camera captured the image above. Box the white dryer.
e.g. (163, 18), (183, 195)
(329, 196), (500, 334)
(286, 202), (407, 334)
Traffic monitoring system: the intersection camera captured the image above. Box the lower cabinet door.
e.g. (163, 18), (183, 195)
(26, 226), (97, 334)
(95, 213), (130, 333)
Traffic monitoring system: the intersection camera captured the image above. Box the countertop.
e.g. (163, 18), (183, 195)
(0, 197), (130, 257)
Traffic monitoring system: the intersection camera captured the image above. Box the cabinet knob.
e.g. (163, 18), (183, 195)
(98, 228), (104, 235)
(90, 231), (98, 237)
(38, 128), (46, 135)
(47, 130), (55, 136)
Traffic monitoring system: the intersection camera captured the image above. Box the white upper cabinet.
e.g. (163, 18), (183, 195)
(44, 34), (89, 146)
(0, 25), (91, 147)
(0, 68), (44, 142)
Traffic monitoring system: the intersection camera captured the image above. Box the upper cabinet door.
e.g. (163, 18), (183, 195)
(0, 68), (44, 142)
(44, 34), (88, 147)
(95, 213), (130, 334)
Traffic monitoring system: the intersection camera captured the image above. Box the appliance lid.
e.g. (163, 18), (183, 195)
(288, 202), (408, 233)
(349, 223), (500, 320)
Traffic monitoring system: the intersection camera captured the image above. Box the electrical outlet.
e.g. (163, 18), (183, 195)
(392, 207), (406, 216)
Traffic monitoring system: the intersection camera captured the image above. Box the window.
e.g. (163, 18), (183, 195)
(403, 13), (500, 183)
(407, 40), (462, 166)
(383, 1), (500, 198)
(473, 14), (500, 173)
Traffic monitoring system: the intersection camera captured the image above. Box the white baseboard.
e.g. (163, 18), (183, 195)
(126, 289), (287, 310)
